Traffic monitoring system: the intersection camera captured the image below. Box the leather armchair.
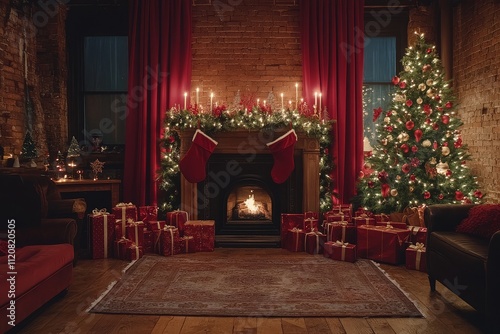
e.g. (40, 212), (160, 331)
(424, 204), (500, 333)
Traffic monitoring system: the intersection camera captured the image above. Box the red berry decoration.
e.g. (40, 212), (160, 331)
(411, 145), (418, 152)
(406, 99), (413, 107)
(445, 101), (453, 108)
(410, 174), (416, 181)
(441, 115), (450, 124)
(406, 120), (415, 130)
(386, 125), (393, 132)
(454, 137), (463, 148)
(438, 194), (444, 200)
(424, 191), (431, 199)
(474, 190), (483, 198)
(423, 104), (432, 115)
(455, 191), (464, 201)
(400, 143), (410, 153)
(426, 48), (433, 54)
(435, 95), (441, 101)
(399, 81), (407, 89)
(446, 169), (452, 177)
(368, 181), (375, 188)
(378, 171), (388, 181)
(392, 76), (400, 85)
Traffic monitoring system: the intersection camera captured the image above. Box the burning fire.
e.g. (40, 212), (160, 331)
(244, 191), (260, 214)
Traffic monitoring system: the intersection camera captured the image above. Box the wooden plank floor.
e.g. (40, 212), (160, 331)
(15, 249), (487, 334)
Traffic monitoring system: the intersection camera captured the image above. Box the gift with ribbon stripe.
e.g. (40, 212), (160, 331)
(126, 243), (143, 261)
(139, 205), (158, 223)
(304, 229), (326, 255)
(112, 202), (137, 225)
(356, 224), (410, 264)
(126, 221), (145, 246)
(89, 208), (116, 259)
(286, 227), (304, 252)
(160, 226), (180, 256)
(323, 240), (357, 263)
(405, 242), (427, 272)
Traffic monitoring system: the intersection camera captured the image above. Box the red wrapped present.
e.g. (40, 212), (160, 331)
(354, 208), (373, 217)
(325, 213), (352, 224)
(331, 204), (353, 217)
(126, 221), (145, 246)
(304, 230), (326, 255)
(373, 213), (390, 223)
(143, 230), (154, 253)
(325, 241), (357, 262)
(286, 228), (304, 252)
(406, 243), (427, 272)
(166, 210), (189, 236)
(303, 218), (318, 233)
(89, 209), (116, 259)
(356, 225), (410, 265)
(112, 202), (138, 223)
(183, 220), (215, 252)
(139, 205), (158, 223)
(179, 235), (196, 253)
(127, 243), (143, 261)
(408, 226), (427, 245)
(376, 221), (408, 230)
(148, 220), (166, 231)
(327, 221), (356, 244)
(280, 214), (304, 249)
(115, 218), (133, 240)
(304, 211), (319, 219)
(160, 226), (180, 256)
(353, 216), (376, 227)
(114, 237), (133, 260)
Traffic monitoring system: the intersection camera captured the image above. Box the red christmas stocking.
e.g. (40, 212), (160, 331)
(179, 129), (218, 183)
(266, 129), (298, 184)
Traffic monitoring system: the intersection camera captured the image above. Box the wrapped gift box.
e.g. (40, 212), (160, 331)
(89, 209), (116, 259)
(304, 230), (326, 255)
(325, 213), (351, 224)
(114, 237), (133, 260)
(376, 221), (408, 230)
(112, 202), (138, 223)
(408, 226), (428, 245)
(126, 221), (145, 246)
(303, 218), (318, 233)
(324, 241), (357, 263)
(286, 228), (304, 252)
(143, 230), (154, 253)
(406, 243), (427, 272)
(353, 216), (376, 226)
(330, 204), (353, 217)
(127, 243), (143, 261)
(167, 210), (189, 236)
(184, 220), (215, 252)
(179, 235), (196, 253)
(356, 225), (410, 265)
(115, 218), (133, 240)
(304, 211), (319, 219)
(160, 226), (180, 256)
(139, 205), (158, 223)
(281, 214), (305, 249)
(373, 214), (390, 223)
(354, 208), (373, 217)
(148, 220), (166, 231)
(324, 221), (356, 243)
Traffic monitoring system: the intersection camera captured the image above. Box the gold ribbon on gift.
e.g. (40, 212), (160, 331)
(409, 242), (426, 270)
(182, 236), (193, 253)
(130, 242), (140, 260)
(385, 223), (394, 229)
(91, 208), (110, 257)
(290, 227), (302, 251)
(92, 208), (108, 215)
(303, 218), (317, 232)
(116, 202), (133, 224)
(130, 222), (140, 245)
(163, 226), (176, 255)
(334, 240), (349, 261)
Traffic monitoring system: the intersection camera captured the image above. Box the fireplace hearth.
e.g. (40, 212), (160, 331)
(178, 129), (320, 247)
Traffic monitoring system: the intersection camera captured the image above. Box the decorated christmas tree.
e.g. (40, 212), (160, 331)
(356, 35), (483, 213)
(66, 136), (81, 159)
(21, 131), (37, 160)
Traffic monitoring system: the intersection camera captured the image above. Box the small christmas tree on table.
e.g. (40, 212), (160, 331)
(66, 136), (81, 177)
(356, 34), (483, 213)
(21, 131), (37, 167)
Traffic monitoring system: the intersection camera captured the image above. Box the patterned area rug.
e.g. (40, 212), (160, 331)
(89, 250), (422, 317)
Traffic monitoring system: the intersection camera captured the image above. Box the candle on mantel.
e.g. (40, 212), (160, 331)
(210, 92), (214, 112)
(263, 100), (267, 107)
(289, 100), (292, 110)
(314, 92), (318, 110)
(295, 83), (298, 109)
(257, 98), (260, 107)
(281, 93), (284, 111)
(319, 93), (322, 116)
(196, 87), (199, 106)
(184, 92), (187, 110)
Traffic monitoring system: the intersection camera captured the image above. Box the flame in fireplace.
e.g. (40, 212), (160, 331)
(244, 192), (260, 214)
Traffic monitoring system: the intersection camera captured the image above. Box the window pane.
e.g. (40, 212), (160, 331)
(364, 37), (396, 83)
(84, 94), (127, 145)
(84, 36), (128, 91)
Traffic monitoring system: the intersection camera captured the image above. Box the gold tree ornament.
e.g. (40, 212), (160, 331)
(90, 159), (105, 180)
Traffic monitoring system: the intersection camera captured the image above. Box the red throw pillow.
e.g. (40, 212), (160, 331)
(456, 204), (500, 239)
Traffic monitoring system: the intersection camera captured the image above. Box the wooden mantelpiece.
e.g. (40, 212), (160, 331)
(177, 129), (320, 220)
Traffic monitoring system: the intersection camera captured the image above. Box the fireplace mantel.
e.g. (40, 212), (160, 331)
(177, 129), (320, 219)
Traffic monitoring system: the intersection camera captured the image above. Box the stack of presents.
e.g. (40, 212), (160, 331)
(282, 205), (427, 272)
(88, 203), (215, 261)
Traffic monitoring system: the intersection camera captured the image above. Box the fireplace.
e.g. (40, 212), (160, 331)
(178, 129), (320, 246)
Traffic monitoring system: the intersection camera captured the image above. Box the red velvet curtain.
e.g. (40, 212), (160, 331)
(124, 0), (192, 206)
(300, 0), (364, 204)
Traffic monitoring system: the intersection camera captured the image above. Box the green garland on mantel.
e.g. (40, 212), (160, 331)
(159, 107), (335, 213)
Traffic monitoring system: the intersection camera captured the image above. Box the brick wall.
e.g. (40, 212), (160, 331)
(191, 0), (302, 108)
(453, 0), (500, 203)
(407, 5), (438, 46)
(0, 0), (67, 164)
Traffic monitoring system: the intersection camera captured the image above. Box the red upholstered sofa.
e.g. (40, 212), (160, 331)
(0, 174), (81, 332)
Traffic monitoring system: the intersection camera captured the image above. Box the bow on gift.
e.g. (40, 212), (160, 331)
(305, 229), (324, 254)
(92, 208), (109, 215)
(334, 240), (349, 261)
(409, 242), (426, 251)
(384, 223), (394, 229)
(116, 202), (133, 207)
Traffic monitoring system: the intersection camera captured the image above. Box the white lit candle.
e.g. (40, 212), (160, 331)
(295, 83), (298, 109)
(196, 87), (199, 105)
(281, 93), (284, 111)
(257, 98), (260, 107)
(289, 100), (292, 110)
(263, 100), (266, 107)
(314, 92), (318, 110)
(210, 92), (214, 112)
(184, 92), (187, 110)
(319, 92), (322, 115)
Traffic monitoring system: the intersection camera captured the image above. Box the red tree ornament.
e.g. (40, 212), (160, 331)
(401, 144), (410, 153)
(433, 123), (439, 130)
(381, 184), (391, 197)
(414, 129), (423, 142)
(424, 191), (431, 199)
(411, 145), (418, 152)
(410, 174), (416, 181)
(423, 104), (432, 115)
(441, 115), (450, 124)
(402, 164), (411, 173)
(445, 101), (453, 108)
(392, 76), (400, 85)
(406, 99), (413, 107)
(399, 81), (407, 89)
(438, 194), (444, 200)
(455, 191), (464, 201)
(406, 120), (415, 130)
